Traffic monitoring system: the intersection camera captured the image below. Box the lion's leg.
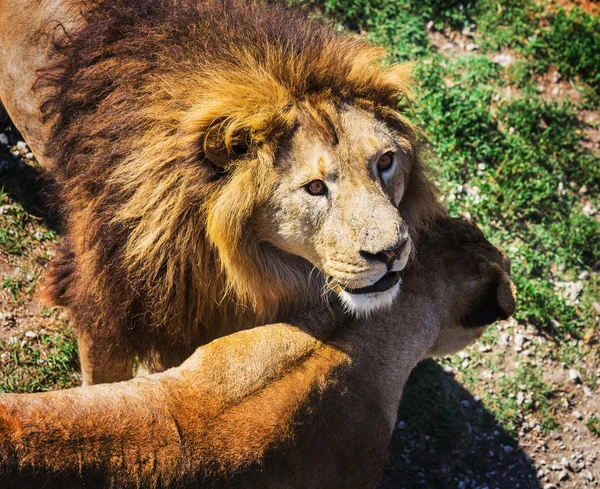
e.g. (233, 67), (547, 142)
(78, 332), (135, 386)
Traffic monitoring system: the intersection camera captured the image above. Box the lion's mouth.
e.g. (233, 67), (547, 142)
(340, 271), (401, 295)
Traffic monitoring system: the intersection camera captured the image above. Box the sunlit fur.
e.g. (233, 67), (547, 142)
(38, 0), (444, 376)
(0, 218), (517, 489)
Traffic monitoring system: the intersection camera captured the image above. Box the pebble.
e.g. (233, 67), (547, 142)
(0, 133), (8, 145)
(569, 369), (582, 384)
(492, 53), (515, 68)
(0, 312), (15, 323)
(572, 411), (583, 420)
(581, 470), (595, 481)
(543, 484), (557, 489)
(514, 333), (524, 347)
(24, 331), (37, 338)
(465, 43), (479, 51)
(579, 271), (590, 280)
(16, 141), (28, 153)
(558, 470), (569, 481)
(397, 421), (407, 430)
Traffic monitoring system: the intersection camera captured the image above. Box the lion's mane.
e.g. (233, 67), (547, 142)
(41, 0), (442, 367)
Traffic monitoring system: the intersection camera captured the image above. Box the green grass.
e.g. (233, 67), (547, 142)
(586, 415), (600, 437)
(0, 327), (80, 393)
(1, 276), (25, 300)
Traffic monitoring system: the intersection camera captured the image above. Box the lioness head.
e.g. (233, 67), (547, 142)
(400, 218), (517, 357)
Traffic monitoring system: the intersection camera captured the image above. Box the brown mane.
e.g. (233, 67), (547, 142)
(39, 0), (442, 370)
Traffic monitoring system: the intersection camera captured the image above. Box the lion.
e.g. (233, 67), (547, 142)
(0, 0), (446, 385)
(0, 218), (517, 489)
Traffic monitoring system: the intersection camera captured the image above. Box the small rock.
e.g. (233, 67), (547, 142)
(558, 470), (569, 481)
(581, 470), (594, 482)
(583, 328), (596, 345)
(465, 43), (479, 51)
(461, 400), (471, 409)
(543, 484), (557, 489)
(569, 369), (582, 384)
(572, 410), (583, 420)
(0, 312), (15, 324)
(443, 365), (453, 375)
(552, 71), (562, 83)
(0, 133), (8, 145)
(426, 20), (434, 31)
(579, 185), (588, 195)
(24, 330), (37, 338)
(397, 421), (407, 430)
(492, 53), (514, 68)
(16, 141), (28, 153)
(517, 392), (525, 405)
(503, 445), (514, 454)
(514, 333), (524, 346)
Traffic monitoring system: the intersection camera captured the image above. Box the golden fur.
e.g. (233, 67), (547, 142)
(0, 0), (444, 384)
(0, 218), (517, 489)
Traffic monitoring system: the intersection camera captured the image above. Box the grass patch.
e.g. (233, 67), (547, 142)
(0, 328), (80, 393)
(586, 415), (600, 437)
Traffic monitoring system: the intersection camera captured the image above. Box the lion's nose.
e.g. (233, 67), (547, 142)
(360, 238), (408, 268)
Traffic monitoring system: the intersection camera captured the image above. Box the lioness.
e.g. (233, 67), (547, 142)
(0, 0), (444, 384)
(0, 218), (516, 489)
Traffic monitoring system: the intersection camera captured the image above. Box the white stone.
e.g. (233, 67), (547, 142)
(492, 53), (515, 68)
(569, 369), (581, 383)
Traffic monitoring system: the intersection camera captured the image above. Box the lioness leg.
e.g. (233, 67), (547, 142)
(78, 332), (135, 386)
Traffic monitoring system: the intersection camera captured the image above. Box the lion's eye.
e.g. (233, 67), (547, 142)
(305, 180), (327, 196)
(377, 152), (394, 172)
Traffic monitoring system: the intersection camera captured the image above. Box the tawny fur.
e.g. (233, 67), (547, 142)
(0, 218), (516, 489)
(0, 0), (445, 382)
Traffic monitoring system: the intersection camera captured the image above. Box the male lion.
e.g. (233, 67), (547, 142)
(0, 218), (516, 489)
(0, 0), (445, 384)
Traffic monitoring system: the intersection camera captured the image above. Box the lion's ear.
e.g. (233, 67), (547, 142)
(203, 122), (249, 168)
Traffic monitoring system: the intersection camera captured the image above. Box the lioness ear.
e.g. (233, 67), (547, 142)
(462, 265), (517, 328)
(203, 122), (249, 168)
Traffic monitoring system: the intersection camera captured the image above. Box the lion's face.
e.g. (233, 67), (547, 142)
(255, 104), (414, 315)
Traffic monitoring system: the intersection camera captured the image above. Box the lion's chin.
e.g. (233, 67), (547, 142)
(337, 280), (401, 316)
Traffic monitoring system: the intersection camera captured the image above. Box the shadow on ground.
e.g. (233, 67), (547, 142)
(380, 359), (541, 489)
(0, 117), (62, 232)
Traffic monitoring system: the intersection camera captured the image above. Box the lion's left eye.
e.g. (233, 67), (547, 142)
(377, 152), (394, 173)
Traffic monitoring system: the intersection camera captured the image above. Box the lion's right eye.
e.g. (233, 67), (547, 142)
(305, 180), (328, 196)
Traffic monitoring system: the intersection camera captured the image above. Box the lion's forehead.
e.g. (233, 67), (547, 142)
(283, 107), (396, 179)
